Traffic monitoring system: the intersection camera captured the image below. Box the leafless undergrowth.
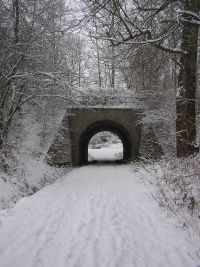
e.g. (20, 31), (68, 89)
(141, 155), (200, 237)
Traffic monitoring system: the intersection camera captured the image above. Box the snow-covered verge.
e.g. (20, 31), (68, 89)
(140, 156), (200, 245)
(0, 107), (68, 210)
(0, 159), (67, 210)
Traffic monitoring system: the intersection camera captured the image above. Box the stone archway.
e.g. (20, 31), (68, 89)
(47, 107), (143, 166)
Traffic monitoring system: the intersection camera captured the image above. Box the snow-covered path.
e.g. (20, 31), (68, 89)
(0, 165), (199, 267)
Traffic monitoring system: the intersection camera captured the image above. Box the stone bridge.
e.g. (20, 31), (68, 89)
(47, 107), (162, 166)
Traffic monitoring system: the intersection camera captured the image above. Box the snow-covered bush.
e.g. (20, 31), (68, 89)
(0, 159), (67, 210)
(89, 131), (122, 149)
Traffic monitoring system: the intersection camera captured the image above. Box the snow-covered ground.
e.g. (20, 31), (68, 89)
(88, 143), (123, 162)
(0, 165), (199, 267)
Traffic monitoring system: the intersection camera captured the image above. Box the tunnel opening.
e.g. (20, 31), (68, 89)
(88, 131), (124, 163)
(78, 120), (132, 165)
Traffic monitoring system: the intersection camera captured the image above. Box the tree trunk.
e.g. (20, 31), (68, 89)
(13, 0), (20, 44)
(0, 109), (3, 150)
(94, 22), (102, 88)
(176, 0), (200, 157)
(111, 44), (115, 90)
(110, 10), (115, 90)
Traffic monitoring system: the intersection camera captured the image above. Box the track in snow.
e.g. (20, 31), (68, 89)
(0, 165), (199, 267)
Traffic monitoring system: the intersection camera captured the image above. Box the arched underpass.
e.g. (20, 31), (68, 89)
(47, 107), (142, 166)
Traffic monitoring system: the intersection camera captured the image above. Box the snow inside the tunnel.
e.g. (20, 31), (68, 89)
(88, 131), (123, 162)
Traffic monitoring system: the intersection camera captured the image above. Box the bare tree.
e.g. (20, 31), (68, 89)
(0, 0), (82, 153)
(84, 0), (200, 157)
